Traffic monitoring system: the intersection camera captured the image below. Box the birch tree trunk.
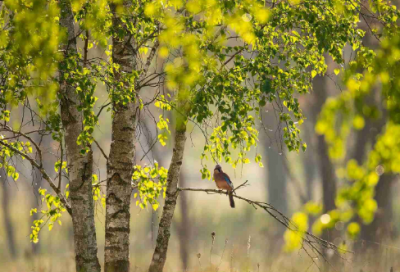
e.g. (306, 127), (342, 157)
(149, 121), (187, 272)
(59, 2), (101, 272)
(104, 3), (137, 272)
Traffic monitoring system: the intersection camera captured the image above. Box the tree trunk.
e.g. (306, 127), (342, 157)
(104, 3), (137, 272)
(313, 74), (338, 244)
(266, 147), (287, 215)
(59, 2), (101, 272)
(0, 168), (17, 259)
(358, 101), (395, 253)
(262, 110), (288, 215)
(361, 174), (395, 247)
(177, 169), (190, 270)
(302, 113), (317, 202)
(149, 123), (187, 272)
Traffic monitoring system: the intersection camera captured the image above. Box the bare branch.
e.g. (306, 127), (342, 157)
(140, 39), (160, 80)
(178, 185), (351, 262)
(93, 139), (108, 161)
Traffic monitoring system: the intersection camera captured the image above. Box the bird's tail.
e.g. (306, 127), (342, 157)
(229, 192), (235, 208)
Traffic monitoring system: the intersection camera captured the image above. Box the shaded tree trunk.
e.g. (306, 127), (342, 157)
(0, 168), (17, 259)
(104, 3), (137, 271)
(262, 111), (287, 215)
(358, 103), (396, 253)
(59, 2), (100, 272)
(361, 174), (395, 245)
(266, 148), (287, 215)
(302, 122), (317, 202)
(149, 120), (187, 272)
(313, 74), (338, 244)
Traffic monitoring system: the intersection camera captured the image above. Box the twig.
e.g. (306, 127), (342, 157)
(96, 101), (111, 118)
(232, 180), (249, 194)
(94, 139), (108, 161)
(58, 141), (63, 189)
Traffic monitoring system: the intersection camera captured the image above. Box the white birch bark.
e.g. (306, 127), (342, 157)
(59, 1), (100, 272)
(104, 2), (137, 272)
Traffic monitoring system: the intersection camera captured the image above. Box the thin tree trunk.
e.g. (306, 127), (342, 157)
(313, 74), (338, 244)
(262, 110), (287, 215)
(104, 3), (137, 271)
(358, 103), (395, 253)
(59, 2), (100, 272)
(177, 169), (190, 270)
(149, 121), (187, 272)
(0, 168), (17, 259)
(302, 113), (317, 202)
(266, 147), (287, 215)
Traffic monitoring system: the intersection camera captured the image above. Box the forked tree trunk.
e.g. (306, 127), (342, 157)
(149, 122), (187, 272)
(59, 1), (100, 272)
(104, 3), (137, 272)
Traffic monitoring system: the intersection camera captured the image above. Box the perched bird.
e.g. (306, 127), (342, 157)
(213, 164), (235, 208)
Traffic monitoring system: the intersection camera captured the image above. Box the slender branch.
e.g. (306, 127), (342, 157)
(0, 126), (44, 166)
(141, 39), (159, 80)
(58, 141), (63, 189)
(232, 180), (249, 193)
(83, 29), (89, 65)
(0, 140), (72, 215)
(96, 101), (112, 118)
(222, 48), (245, 67)
(93, 139), (108, 161)
(178, 185), (351, 261)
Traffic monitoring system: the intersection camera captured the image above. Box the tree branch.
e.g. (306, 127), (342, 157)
(178, 185), (350, 262)
(0, 125), (44, 166)
(0, 140), (72, 215)
(93, 139), (108, 161)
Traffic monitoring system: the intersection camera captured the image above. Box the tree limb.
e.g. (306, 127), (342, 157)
(178, 185), (351, 262)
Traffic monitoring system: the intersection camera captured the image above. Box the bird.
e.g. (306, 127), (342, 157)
(213, 164), (235, 208)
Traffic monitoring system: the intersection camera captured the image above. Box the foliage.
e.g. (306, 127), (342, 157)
(30, 187), (68, 244)
(285, 0), (400, 249)
(132, 163), (168, 211)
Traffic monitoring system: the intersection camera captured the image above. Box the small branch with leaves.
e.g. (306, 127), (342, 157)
(0, 139), (72, 215)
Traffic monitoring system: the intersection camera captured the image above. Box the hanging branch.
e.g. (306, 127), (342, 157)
(178, 181), (350, 263)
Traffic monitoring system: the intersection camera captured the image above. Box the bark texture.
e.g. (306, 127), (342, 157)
(59, 2), (100, 272)
(149, 126), (187, 272)
(104, 3), (137, 272)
